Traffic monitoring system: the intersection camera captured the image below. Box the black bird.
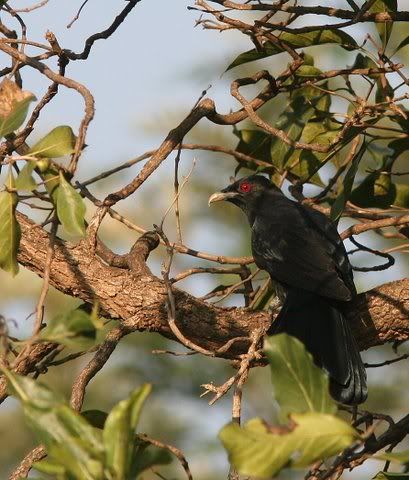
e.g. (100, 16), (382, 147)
(209, 175), (367, 404)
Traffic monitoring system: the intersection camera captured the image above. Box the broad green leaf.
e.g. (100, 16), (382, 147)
(377, 449), (409, 463)
(395, 35), (409, 53)
(350, 174), (409, 209)
(292, 65), (323, 77)
(56, 171), (86, 236)
(24, 405), (104, 480)
(2, 370), (105, 478)
(291, 84), (331, 116)
(367, 142), (394, 169)
(29, 125), (76, 158)
(330, 140), (366, 222)
(235, 129), (272, 169)
(38, 163), (60, 200)
(270, 95), (317, 170)
(289, 121), (340, 185)
(103, 384), (151, 478)
(388, 137), (409, 163)
(130, 444), (172, 478)
(33, 459), (66, 475)
(369, 0), (397, 48)
(46, 440), (104, 480)
(0, 366), (64, 408)
(395, 184), (409, 207)
(374, 473), (409, 479)
(265, 334), (336, 418)
(39, 309), (97, 349)
(15, 162), (37, 191)
(220, 412), (358, 478)
(0, 170), (21, 275)
(227, 30), (357, 70)
(0, 79), (36, 138)
(82, 410), (108, 429)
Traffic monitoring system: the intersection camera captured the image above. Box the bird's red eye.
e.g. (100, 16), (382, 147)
(239, 181), (252, 193)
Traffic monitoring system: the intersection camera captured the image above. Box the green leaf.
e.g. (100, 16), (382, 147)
(29, 125), (76, 158)
(220, 412), (358, 478)
(350, 173), (409, 209)
(25, 405), (104, 480)
(388, 137), (409, 163)
(368, 0), (397, 48)
(374, 473), (409, 479)
(377, 449), (409, 463)
(270, 95), (317, 170)
(4, 368), (106, 480)
(56, 171), (86, 236)
(330, 140), (366, 222)
(265, 334), (336, 419)
(0, 170), (21, 276)
(0, 366), (64, 408)
(289, 122), (340, 186)
(130, 444), (172, 478)
(0, 79), (36, 138)
(33, 459), (66, 475)
(38, 163), (60, 200)
(395, 35), (409, 53)
(15, 162), (37, 191)
(82, 410), (108, 429)
(103, 384), (152, 479)
(235, 128), (272, 170)
(39, 309), (97, 349)
(292, 65), (323, 77)
(227, 29), (357, 70)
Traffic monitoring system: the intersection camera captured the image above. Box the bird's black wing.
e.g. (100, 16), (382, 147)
(251, 197), (353, 301)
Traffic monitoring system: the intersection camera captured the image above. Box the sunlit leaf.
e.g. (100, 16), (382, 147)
(289, 122), (340, 185)
(2, 370), (104, 478)
(220, 413), (358, 478)
(292, 65), (323, 77)
(33, 459), (66, 475)
(270, 95), (317, 170)
(369, 0), (397, 47)
(15, 162), (37, 191)
(29, 125), (76, 158)
(38, 163), (60, 200)
(265, 334), (336, 419)
(0, 366), (64, 408)
(103, 384), (151, 478)
(0, 170), (21, 276)
(331, 140), (366, 222)
(0, 79), (36, 138)
(377, 449), (409, 463)
(39, 309), (97, 349)
(227, 30), (357, 70)
(56, 171), (86, 236)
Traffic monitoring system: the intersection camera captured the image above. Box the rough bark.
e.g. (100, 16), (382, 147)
(16, 213), (409, 355)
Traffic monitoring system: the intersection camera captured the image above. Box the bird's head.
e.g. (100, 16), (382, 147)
(209, 175), (280, 216)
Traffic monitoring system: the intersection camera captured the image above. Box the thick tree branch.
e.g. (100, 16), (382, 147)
(15, 213), (409, 355)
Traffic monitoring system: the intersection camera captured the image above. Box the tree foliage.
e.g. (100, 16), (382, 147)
(0, 1), (409, 479)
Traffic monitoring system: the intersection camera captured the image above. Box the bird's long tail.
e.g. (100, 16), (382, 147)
(269, 289), (367, 405)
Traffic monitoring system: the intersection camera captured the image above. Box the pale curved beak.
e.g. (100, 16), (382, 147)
(208, 191), (238, 206)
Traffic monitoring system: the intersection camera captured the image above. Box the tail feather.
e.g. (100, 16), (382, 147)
(269, 289), (367, 405)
